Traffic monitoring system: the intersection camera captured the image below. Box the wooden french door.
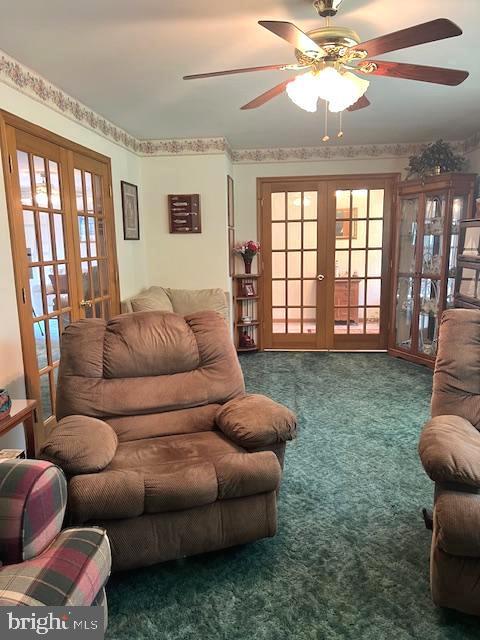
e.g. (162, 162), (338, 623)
(260, 174), (397, 351)
(1, 113), (119, 446)
(261, 181), (329, 349)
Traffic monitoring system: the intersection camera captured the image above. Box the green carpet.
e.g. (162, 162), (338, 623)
(106, 353), (479, 640)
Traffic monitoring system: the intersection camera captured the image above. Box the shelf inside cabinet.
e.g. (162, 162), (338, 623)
(235, 296), (259, 301)
(234, 273), (261, 279)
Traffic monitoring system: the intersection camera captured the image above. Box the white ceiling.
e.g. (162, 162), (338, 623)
(0, 0), (478, 148)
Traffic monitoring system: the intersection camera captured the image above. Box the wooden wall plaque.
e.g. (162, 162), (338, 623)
(168, 194), (201, 233)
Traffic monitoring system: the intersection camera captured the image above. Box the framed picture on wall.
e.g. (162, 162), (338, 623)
(227, 175), (235, 228)
(121, 181), (140, 240)
(227, 175), (235, 276)
(336, 207), (358, 239)
(242, 282), (256, 297)
(229, 228), (235, 277)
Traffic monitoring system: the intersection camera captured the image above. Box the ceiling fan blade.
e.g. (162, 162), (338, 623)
(241, 77), (297, 110)
(183, 64), (299, 80)
(350, 18), (462, 58)
(258, 20), (325, 57)
(357, 60), (469, 86)
(347, 95), (371, 112)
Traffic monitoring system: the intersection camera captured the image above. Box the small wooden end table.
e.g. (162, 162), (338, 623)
(0, 399), (37, 458)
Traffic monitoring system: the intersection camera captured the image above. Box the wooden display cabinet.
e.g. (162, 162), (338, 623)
(389, 172), (476, 367)
(233, 274), (262, 352)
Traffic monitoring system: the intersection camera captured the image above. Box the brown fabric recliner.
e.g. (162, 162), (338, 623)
(40, 310), (296, 572)
(419, 309), (480, 616)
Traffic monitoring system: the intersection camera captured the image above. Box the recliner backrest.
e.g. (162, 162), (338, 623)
(432, 309), (480, 428)
(56, 310), (245, 421)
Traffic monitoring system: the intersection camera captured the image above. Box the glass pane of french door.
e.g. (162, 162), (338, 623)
(334, 188), (384, 336)
(271, 190), (319, 335)
(15, 140), (72, 424)
(72, 156), (114, 320)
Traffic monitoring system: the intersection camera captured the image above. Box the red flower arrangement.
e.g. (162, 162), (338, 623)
(233, 240), (260, 274)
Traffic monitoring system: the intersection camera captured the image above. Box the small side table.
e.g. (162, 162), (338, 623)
(0, 399), (37, 458)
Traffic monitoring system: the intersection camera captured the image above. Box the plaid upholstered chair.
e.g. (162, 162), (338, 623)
(0, 459), (111, 619)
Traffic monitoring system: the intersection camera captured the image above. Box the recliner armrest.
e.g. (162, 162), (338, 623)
(419, 415), (480, 488)
(39, 415), (118, 475)
(216, 394), (297, 449)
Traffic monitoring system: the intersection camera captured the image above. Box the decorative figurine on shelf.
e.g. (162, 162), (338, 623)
(239, 331), (256, 349)
(0, 388), (11, 420)
(233, 240), (260, 274)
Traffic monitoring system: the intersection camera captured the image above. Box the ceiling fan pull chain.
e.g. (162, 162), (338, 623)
(322, 101), (330, 142)
(337, 110), (344, 138)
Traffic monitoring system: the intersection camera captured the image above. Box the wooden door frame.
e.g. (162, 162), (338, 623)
(0, 110), (119, 446)
(258, 172), (400, 351)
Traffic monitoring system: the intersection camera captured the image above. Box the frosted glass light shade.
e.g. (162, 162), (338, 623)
(327, 71), (369, 113)
(286, 68), (369, 114)
(286, 73), (320, 112)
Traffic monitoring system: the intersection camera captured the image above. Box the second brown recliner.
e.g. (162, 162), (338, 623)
(40, 310), (296, 571)
(419, 309), (480, 616)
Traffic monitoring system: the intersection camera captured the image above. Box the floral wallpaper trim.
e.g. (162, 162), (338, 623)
(0, 52), (143, 153)
(230, 141), (470, 163)
(0, 49), (478, 161)
(141, 138), (229, 155)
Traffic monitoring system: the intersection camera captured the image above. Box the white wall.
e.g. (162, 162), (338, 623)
(467, 147), (480, 177)
(141, 153), (231, 292)
(0, 82), (147, 447)
(233, 156), (408, 278)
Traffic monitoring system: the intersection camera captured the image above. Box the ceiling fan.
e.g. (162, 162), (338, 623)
(183, 0), (468, 125)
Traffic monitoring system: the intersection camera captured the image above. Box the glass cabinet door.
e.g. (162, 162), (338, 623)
(395, 276), (414, 350)
(395, 198), (419, 353)
(418, 278), (441, 356)
(417, 194), (446, 357)
(422, 195), (445, 276)
(446, 196), (465, 308)
(398, 198), (418, 276)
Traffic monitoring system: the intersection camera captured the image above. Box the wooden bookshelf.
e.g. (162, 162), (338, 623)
(233, 274), (262, 353)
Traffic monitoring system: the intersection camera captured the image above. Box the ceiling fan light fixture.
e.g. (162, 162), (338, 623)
(286, 67), (369, 114)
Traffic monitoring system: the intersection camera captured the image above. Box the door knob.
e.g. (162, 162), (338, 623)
(317, 274), (325, 281)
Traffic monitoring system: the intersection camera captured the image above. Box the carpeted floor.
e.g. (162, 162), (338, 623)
(105, 353), (479, 640)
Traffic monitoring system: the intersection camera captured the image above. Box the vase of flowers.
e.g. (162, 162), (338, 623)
(234, 240), (260, 274)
